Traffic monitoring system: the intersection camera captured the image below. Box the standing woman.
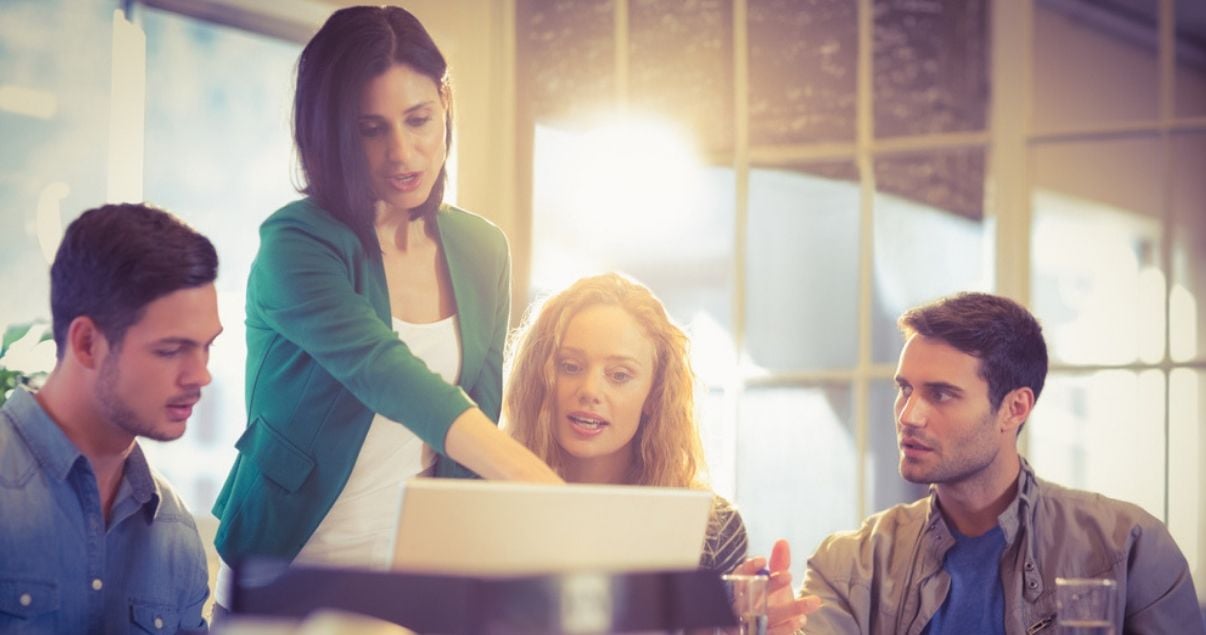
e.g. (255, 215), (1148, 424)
(212, 5), (560, 585)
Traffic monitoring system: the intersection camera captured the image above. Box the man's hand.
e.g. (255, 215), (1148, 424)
(733, 539), (823, 634)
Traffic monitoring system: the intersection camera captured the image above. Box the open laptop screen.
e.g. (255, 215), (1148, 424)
(388, 478), (713, 576)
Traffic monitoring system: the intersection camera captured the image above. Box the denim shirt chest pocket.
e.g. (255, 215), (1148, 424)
(123, 562), (186, 634)
(0, 577), (59, 623)
(0, 441), (65, 629)
(130, 599), (180, 634)
(118, 508), (208, 633)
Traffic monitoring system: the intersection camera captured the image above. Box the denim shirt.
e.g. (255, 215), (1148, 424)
(0, 388), (209, 634)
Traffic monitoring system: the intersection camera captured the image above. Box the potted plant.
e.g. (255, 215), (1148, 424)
(1, 321), (53, 407)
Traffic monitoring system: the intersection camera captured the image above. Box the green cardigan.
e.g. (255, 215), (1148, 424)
(212, 198), (510, 563)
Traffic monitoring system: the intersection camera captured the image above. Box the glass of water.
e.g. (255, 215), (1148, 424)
(1056, 577), (1117, 635)
(718, 573), (768, 635)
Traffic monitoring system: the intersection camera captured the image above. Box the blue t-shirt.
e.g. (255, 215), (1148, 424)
(922, 524), (1006, 635)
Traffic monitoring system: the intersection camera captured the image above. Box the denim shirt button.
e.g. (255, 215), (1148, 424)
(1027, 578), (1038, 589)
(154, 616), (164, 630)
(91, 578), (103, 591)
(1025, 561), (1034, 570)
(19, 593), (32, 607)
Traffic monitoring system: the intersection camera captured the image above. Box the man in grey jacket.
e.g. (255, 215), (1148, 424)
(801, 292), (1203, 635)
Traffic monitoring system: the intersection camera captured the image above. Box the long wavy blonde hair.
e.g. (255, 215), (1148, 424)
(503, 273), (707, 488)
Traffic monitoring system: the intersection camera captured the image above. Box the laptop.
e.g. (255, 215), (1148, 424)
(387, 478), (713, 576)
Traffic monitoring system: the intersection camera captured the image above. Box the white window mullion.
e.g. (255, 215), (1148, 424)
(727, 0), (750, 502)
(106, 9), (146, 204)
(855, 0), (875, 521)
(990, 0), (1035, 453)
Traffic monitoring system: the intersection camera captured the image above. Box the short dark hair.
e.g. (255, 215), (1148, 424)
(898, 292), (1048, 412)
(50, 203), (218, 357)
(294, 5), (453, 249)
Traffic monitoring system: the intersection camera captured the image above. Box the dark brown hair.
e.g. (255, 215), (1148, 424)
(899, 292), (1048, 413)
(294, 5), (452, 249)
(51, 203), (217, 357)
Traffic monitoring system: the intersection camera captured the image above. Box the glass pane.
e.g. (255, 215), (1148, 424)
(1168, 369), (1205, 608)
(629, 0), (733, 155)
(871, 149), (992, 363)
(873, 0), (988, 138)
(1028, 370), (1166, 521)
(746, 163), (859, 372)
(697, 386), (734, 497)
(516, 0), (615, 125)
(1033, 0), (1159, 131)
(867, 380), (928, 513)
(748, 0), (857, 145)
(1175, 0), (1206, 118)
(736, 385), (858, 582)
(139, 8), (302, 514)
(1031, 138), (1164, 366)
(0, 0), (112, 331)
(529, 121), (735, 385)
(1171, 132), (1206, 363)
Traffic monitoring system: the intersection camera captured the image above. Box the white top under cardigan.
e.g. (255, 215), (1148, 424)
(216, 314), (461, 605)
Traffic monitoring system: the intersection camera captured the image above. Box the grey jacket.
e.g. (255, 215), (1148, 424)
(801, 460), (1203, 635)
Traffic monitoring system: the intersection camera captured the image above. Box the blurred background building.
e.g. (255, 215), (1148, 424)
(0, 0), (1203, 606)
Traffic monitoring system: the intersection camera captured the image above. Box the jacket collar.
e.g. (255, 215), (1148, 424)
(921, 458), (1039, 530)
(923, 458), (1045, 600)
(1013, 458), (1045, 600)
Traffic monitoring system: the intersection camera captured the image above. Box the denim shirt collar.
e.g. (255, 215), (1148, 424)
(121, 442), (162, 521)
(7, 387), (83, 481)
(6, 387), (162, 518)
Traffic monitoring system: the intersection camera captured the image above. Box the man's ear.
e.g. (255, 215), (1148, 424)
(66, 317), (108, 370)
(998, 387), (1035, 435)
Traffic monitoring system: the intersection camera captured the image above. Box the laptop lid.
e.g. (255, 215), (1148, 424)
(388, 478), (713, 576)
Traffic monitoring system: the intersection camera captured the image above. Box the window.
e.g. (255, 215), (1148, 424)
(0, 0), (310, 518)
(517, 0), (993, 581)
(136, 5), (303, 515)
(1027, 0), (1206, 601)
(0, 0), (114, 337)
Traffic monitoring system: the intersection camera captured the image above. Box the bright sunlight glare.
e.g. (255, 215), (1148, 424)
(531, 115), (703, 293)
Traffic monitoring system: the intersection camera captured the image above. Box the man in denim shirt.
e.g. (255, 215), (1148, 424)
(0, 204), (221, 633)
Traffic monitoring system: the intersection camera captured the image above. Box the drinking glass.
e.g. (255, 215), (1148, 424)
(1056, 577), (1117, 635)
(717, 573), (768, 635)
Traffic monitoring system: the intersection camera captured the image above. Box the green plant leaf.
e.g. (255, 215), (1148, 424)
(1, 322), (35, 358)
(1, 319), (50, 359)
